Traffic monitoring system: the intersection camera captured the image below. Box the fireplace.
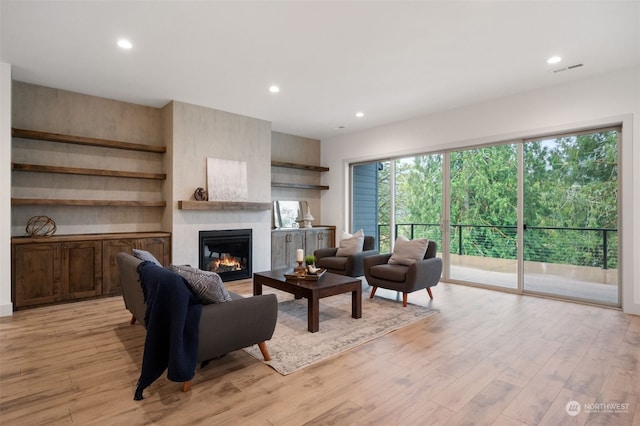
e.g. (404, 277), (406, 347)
(199, 229), (252, 282)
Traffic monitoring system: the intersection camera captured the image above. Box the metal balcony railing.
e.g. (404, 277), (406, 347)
(376, 223), (618, 270)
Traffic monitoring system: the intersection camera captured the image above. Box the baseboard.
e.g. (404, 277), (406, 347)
(0, 302), (13, 317)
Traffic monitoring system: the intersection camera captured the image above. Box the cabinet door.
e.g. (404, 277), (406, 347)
(288, 231), (304, 267)
(136, 237), (171, 266)
(62, 241), (102, 300)
(305, 228), (335, 255)
(13, 243), (61, 308)
(323, 228), (336, 248)
(304, 229), (322, 255)
(102, 239), (136, 296)
(271, 231), (290, 270)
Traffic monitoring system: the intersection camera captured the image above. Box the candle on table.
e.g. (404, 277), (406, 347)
(296, 249), (304, 262)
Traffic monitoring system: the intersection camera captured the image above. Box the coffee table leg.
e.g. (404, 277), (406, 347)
(352, 288), (362, 319)
(308, 294), (320, 333)
(253, 277), (262, 296)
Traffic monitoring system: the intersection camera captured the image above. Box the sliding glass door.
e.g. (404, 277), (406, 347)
(351, 126), (620, 307)
(522, 129), (619, 305)
(448, 144), (518, 289)
(394, 154), (443, 248)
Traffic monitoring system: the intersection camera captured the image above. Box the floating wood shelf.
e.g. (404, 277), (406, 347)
(12, 198), (166, 207)
(271, 161), (329, 172)
(271, 182), (330, 190)
(12, 128), (166, 153)
(12, 163), (166, 180)
(178, 201), (272, 211)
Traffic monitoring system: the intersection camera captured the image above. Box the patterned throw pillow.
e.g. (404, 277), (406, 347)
(169, 265), (232, 304)
(388, 236), (429, 266)
(133, 249), (162, 266)
(335, 229), (365, 256)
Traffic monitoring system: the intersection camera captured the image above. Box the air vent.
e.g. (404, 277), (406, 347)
(553, 63), (584, 73)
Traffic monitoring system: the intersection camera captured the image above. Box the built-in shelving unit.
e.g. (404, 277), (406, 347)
(271, 182), (330, 190)
(11, 128), (166, 208)
(271, 160), (329, 172)
(12, 199), (166, 207)
(271, 161), (330, 190)
(178, 200), (271, 211)
(12, 163), (166, 180)
(12, 128), (167, 153)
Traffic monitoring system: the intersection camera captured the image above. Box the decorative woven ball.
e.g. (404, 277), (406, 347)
(194, 187), (208, 201)
(26, 216), (57, 237)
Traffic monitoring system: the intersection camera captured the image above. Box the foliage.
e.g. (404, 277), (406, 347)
(374, 130), (618, 269)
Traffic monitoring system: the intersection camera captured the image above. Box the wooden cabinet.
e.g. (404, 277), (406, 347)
(271, 230), (305, 270)
(12, 232), (171, 309)
(271, 227), (335, 269)
(13, 243), (61, 307)
(13, 240), (102, 307)
(304, 228), (335, 255)
(63, 241), (102, 300)
(102, 236), (171, 295)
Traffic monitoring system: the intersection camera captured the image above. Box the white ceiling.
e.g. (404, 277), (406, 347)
(1, 1), (639, 140)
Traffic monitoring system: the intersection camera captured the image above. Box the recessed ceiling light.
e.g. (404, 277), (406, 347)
(269, 85), (280, 93)
(355, 112), (364, 118)
(547, 56), (562, 64)
(117, 39), (133, 49)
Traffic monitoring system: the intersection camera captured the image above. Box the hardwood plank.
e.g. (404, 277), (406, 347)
(538, 388), (595, 426)
(0, 281), (637, 425)
(445, 379), (521, 425)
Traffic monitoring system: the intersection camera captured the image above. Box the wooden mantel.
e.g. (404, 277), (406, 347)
(178, 200), (272, 211)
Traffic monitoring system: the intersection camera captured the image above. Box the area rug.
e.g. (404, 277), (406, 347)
(242, 289), (438, 375)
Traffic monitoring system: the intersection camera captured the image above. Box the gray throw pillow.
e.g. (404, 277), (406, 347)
(335, 229), (365, 256)
(169, 264), (232, 304)
(133, 249), (162, 266)
(388, 236), (429, 266)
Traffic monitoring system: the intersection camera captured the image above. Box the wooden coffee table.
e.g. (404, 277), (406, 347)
(253, 269), (362, 333)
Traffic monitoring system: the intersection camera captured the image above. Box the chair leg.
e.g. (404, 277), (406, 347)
(258, 341), (272, 361)
(130, 314), (136, 325)
(402, 293), (408, 307)
(426, 287), (434, 299)
(182, 380), (191, 392)
(370, 287), (377, 299)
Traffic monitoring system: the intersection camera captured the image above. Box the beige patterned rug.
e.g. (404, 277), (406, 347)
(243, 288), (438, 375)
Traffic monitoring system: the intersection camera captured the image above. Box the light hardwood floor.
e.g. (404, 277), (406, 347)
(1, 280), (638, 425)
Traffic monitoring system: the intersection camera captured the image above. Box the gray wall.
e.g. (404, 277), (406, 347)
(169, 100), (272, 271)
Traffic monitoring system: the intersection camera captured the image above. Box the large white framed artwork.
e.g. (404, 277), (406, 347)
(206, 158), (248, 201)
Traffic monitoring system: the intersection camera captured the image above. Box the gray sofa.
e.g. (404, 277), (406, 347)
(116, 252), (278, 391)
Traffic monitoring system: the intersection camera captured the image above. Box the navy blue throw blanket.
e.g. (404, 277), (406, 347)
(134, 261), (202, 401)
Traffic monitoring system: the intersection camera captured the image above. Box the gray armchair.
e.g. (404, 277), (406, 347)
(314, 236), (379, 277)
(116, 252), (277, 393)
(364, 240), (442, 307)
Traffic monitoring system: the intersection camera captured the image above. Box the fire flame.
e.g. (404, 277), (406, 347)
(213, 254), (241, 271)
